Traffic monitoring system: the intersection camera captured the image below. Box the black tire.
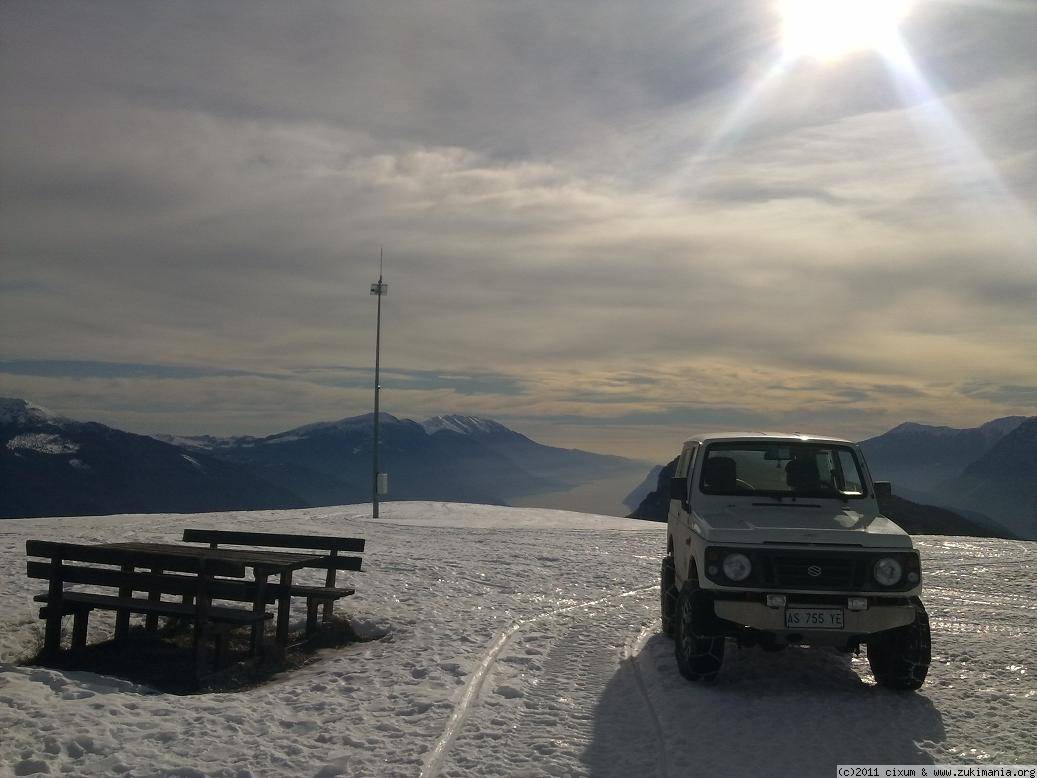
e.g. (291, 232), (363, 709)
(660, 556), (677, 636)
(867, 598), (931, 691)
(674, 578), (725, 682)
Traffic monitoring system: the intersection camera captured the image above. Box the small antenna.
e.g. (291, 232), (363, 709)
(370, 247), (389, 518)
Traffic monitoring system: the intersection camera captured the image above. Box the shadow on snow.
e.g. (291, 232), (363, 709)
(582, 634), (946, 777)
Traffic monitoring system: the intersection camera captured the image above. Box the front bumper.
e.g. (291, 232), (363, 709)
(714, 599), (916, 636)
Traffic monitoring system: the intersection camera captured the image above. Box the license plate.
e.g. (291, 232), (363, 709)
(784, 608), (844, 629)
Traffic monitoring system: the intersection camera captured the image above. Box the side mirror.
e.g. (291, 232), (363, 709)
(873, 481), (892, 499)
(670, 476), (686, 501)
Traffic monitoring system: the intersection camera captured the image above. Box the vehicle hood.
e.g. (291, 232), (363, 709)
(691, 504), (912, 548)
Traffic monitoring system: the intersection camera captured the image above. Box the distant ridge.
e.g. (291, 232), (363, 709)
(1, 399), (643, 518)
(0, 397), (306, 518)
(421, 413), (640, 482)
(861, 414), (1035, 539)
(174, 411), (641, 509)
(860, 416), (1026, 493)
(944, 417), (1037, 540)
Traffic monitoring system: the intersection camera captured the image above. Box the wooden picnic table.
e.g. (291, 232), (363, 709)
(100, 542), (324, 648)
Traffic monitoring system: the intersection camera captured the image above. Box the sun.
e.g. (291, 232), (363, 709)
(780, 0), (912, 61)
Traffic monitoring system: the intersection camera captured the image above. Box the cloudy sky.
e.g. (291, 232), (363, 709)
(2, 0), (1035, 461)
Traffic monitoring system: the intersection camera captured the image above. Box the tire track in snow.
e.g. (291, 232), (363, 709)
(418, 584), (657, 778)
(623, 621), (670, 778)
(929, 618), (1035, 638)
(923, 586), (1037, 611)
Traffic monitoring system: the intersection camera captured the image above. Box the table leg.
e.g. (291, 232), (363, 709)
(306, 598), (319, 636)
(43, 555), (64, 660)
(115, 564), (133, 639)
(323, 551), (337, 623)
(276, 570), (293, 647)
(145, 567), (162, 632)
(251, 573), (268, 657)
(193, 573), (212, 683)
(72, 608), (89, 650)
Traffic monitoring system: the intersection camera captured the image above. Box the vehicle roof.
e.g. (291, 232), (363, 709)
(681, 431), (855, 447)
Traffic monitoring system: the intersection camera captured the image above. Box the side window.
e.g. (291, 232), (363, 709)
(682, 445), (697, 505)
(675, 447), (692, 479)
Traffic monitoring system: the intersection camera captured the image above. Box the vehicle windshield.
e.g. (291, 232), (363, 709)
(699, 442), (867, 499)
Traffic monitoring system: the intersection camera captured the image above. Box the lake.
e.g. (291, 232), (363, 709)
(509, 466), (652, 518)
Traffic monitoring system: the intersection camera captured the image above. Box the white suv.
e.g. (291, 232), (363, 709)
(660, 432), (930, 689)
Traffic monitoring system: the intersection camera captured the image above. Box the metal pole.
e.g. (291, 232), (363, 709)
(372, 252), (383, 518)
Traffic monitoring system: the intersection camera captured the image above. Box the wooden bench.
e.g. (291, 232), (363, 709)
(182, 529), (365, 634)
(26, 540), (272, 678)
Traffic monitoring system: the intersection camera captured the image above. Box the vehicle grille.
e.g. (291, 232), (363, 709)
(771, 556), (856, 590)
(705, 546), (919, 592)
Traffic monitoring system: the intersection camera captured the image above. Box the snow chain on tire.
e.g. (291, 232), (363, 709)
(674, 579), (724, 683)
(867, 597), (931, 691)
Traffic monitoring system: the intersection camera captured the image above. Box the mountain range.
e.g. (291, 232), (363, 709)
(857, 417), (1026, 494)
(5, 395), (1033, 536)
(0, 399), (640, 519)
(0, 399), (301, 518)
(860, 416), (1036, 539)
(628, 416), (1037, 540)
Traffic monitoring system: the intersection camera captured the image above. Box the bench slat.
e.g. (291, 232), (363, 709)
(28, 561), (213, 598)
(28, 562), (355, 604)
(285, 585), (355, 599)
(182, 529), (365, 553)
(34, 592), (271, 624)
(303, 556), (363, 572)
(26, 541), (245, 578)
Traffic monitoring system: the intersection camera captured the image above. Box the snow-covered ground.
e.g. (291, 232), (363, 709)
(0, 502), (1034, 776)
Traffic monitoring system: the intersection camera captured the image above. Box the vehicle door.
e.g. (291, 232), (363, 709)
(669, 444), (698, 584)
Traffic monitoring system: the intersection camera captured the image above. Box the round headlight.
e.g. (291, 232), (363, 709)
(873, 557), (903, 586)
(722, 553), (752, 582)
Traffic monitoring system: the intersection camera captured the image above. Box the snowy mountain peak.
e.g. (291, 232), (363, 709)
(0, 397), (63, 427)
(421, 414), (510, 436)
(276, 412), (404, 439)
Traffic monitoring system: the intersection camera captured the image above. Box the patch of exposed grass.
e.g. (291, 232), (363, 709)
(16, 620), (70, 665)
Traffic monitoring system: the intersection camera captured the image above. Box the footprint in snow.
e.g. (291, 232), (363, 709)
(14, 759), (51, 776)
(494, 684), (524, 699)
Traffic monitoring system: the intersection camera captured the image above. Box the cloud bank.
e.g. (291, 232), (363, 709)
(1, 0), (1035, 461)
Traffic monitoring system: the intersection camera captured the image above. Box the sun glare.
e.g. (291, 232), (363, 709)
(780, 0), (912, 61)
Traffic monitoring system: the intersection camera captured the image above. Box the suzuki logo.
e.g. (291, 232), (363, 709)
(807, 565), (823, 577)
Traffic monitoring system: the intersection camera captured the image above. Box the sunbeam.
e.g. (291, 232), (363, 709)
(878, 33), (1037, 237)
(678, 0), (1035, 242)
(667, 53), (792, 197)
(689, 54), (792, 168)
(681, 1), (913, 183)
